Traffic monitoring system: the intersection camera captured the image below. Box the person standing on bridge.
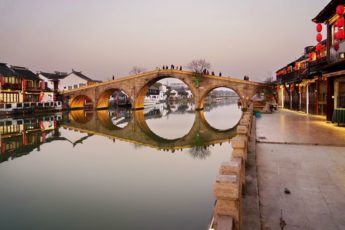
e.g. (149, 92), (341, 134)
(180, 66), (182, 71)
(211, 71), (215, 75)
(219, 72), (222, 77)
(171, 64), (175, 69)
(162, 65), (165, 70)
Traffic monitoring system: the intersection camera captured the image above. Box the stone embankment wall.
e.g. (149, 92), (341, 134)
(209, 104), (254, 230)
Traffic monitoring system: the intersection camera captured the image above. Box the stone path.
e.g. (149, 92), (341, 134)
(256, 109), (345, 230)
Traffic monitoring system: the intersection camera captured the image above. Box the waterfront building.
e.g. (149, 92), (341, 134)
(0, 63), (52, 104)
(38, 69), (100, 92)
(276, 0), (345, 120)
(312, 0), (345, 120)
(11, 66), (49, 103)
(0, 63), (21, 103)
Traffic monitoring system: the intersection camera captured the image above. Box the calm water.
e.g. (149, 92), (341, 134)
(0, 100), (241, 230)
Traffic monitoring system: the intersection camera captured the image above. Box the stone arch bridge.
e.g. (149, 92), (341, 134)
(61, 69), (263, 110)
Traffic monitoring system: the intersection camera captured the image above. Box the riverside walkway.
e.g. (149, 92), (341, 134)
(256, 109), (345, 230)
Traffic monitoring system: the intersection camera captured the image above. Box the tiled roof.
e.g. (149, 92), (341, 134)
(0, 63), (17, 77)
(71, 70), (94, 81)
(11, 66), (40, 81)
(313, 0), (345, 23)
(40, 71), (69, 80)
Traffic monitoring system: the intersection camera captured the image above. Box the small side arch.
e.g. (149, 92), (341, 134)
(97, 88), (131, 109)
(70, 95), (93, 110)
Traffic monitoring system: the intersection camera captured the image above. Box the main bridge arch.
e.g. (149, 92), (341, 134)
(62, 69), (262, 110)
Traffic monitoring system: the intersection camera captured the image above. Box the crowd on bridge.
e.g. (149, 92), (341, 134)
(161, 64), (223, 77)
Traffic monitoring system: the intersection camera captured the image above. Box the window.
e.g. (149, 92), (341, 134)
(68, 86), (72, 90)
(74, 84), (78, 89)
(17, 103), (23, 108)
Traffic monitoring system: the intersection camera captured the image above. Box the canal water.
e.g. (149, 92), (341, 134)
(0, 100), (241, 230)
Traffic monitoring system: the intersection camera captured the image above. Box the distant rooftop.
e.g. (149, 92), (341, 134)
(71, 69), (97, 82)
(39, 71), (69, 80)
(11, 66), (40, 81)
(0, 63), (17, 77)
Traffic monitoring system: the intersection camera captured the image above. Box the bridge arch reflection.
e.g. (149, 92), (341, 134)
(64, 108), (238, 150)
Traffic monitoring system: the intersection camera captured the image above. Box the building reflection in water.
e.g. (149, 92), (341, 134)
(0, 100), (240, 163)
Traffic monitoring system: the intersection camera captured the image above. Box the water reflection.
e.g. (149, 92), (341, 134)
(203, 97), (242, 130)
(0, 100), (241, 230)
(0, 100), (240, 163)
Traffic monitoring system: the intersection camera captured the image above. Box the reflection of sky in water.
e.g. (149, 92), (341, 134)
(0, 106), (238, 230)
(204, 103), (242, 130)
(145, 112), (195, 140)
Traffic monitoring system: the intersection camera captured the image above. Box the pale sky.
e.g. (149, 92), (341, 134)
(0, 0), (330, 82)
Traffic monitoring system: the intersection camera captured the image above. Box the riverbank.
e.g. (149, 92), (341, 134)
(256, 109), (345, 230)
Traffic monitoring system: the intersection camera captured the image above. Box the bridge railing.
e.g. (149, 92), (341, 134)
(209, 104), (254, 230)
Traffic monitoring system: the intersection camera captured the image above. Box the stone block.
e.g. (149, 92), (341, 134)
(214, 175), (240, 200)
(237, 125), (248, 135)
(231, 136), (246, 149)
(242, 113), (252, 120)
(244, 111), (252, 117)
(219, 159), (242, 175)
(232, 148), (247, 161)
(220, 158), (245, 186)
(239, 119), (250, 126)
(214, 199), (240, 221)
(214, 215), (233, 230)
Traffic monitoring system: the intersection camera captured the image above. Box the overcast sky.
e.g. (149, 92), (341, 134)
(0, 0), (330, 81)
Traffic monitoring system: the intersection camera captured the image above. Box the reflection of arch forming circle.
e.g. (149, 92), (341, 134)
(198, 86), (241, 110)
(133, 110), (196, 143)
(97, 110), (132, 130)
(97, 88), (131, 109)
(70, 95), (93, 109)
(198, 110), (239, 133)
(69, 110), (94, 124)
(135, 75), (195, 109)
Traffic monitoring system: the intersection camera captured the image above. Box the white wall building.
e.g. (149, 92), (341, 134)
(39, 70), (100, 92)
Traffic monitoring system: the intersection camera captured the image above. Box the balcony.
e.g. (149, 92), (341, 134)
(277, 69), (307, 84)
(1, 83), (22, 90)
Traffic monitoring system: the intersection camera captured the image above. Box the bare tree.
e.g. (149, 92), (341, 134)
(129, 66), (146, 75)
(187, 59), (211, 73)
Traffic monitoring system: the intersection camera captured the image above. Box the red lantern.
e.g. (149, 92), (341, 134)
(316, 33), (323, 42)
(338, 29), (345, 40)
(308, 53), (312, 61)
(334, 42), (340, 51)
(336, 5), (344, 15)
(317, 54), (321, 59)
(337, 17), (345, 27)
(316, 43), (322, 51)
(316, 23), (323, 32)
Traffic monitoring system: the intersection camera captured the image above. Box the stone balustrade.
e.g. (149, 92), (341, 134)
(209, 104), (254, 230)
